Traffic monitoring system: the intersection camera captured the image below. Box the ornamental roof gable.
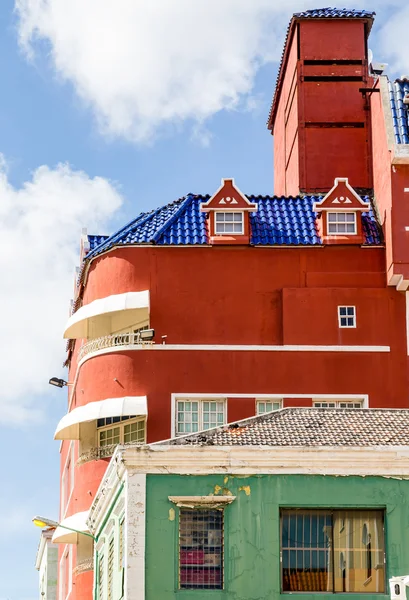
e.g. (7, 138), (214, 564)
(313, 178), (370, 212)
(200, 178), (257, 212)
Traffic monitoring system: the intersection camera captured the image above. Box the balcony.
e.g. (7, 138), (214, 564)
(78, 332), (154, 361)
(73, 557), (94, 576)
(77, 440), (144, 465)
(64, 291), (149, 339)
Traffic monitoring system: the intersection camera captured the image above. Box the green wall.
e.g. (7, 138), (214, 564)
(145, 473), (409, 600)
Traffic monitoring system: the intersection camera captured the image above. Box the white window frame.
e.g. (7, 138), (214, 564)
(314, 400), (363, 409)
(256, 399), (282, 414)
(175, 398), (226, 436)
(97, 416), (146, 447)
(338, 305), (356, 328)
(61, 442), (75, 518)
(327, 211), (357, 235)
(59, 545), (72, 600)
(214, 211), (244, 235)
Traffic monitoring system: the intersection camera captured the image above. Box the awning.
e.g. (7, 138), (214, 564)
(54, 396), (148, 440)
(52, 511), (90, 544)
(63, 290), (149, 339)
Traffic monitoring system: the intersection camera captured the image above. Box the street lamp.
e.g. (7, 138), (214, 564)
(32, 515), (95, 540)
(49, 377), (73, 388)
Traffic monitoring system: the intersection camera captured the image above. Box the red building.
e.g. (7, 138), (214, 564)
(50, 8), (409, 600)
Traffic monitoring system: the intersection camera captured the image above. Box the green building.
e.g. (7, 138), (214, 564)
(88, 408), (409, 600)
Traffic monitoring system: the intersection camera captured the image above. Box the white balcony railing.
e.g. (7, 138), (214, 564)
(78, 332), (154, 361)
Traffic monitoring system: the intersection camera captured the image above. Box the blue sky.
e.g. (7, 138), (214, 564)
(0, 0), (406, 597)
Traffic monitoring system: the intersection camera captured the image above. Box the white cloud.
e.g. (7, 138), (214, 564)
(377, 6), (409, 76)
(0, 157), (122, 424)
(14, 1), (408, 144)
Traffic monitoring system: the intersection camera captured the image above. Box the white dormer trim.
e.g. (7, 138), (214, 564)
(200, 178), (257, 212)
(313, 177), (370, 213)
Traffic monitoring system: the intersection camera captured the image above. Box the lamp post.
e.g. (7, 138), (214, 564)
(48, 378), (73, 388)
(32, 515), (95, 540)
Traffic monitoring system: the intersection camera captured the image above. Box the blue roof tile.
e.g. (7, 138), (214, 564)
(388, 78), (409, 145)
(293, 7), (375, 19)
(87, 234), (109, 252)
(85, 193), (381, 260)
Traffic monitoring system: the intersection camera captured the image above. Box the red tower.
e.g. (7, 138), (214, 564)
(269, 8), (374, 195)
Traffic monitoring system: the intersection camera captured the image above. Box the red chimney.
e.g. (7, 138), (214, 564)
(268, 8), (375, 196)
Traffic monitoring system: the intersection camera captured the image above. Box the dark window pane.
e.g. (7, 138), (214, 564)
(179, 509), (223, 590)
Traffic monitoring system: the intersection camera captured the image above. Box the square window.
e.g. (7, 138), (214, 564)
(327, 212), (357, 236)
(214, 212), (244, 235)
(176, 399), (226, 435)
(338, 306), (356, 328)
(257, 400), (282, 414)
(281, 509), (385, 593)
(314, 400), (363, 409)
(179, 508), (223, 590)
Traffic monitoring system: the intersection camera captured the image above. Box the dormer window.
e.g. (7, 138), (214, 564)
(327, 212), (357, 235)
(200, 178), (257, 245)
(313, 178), (370, 245)
(215, 212), (244, 235)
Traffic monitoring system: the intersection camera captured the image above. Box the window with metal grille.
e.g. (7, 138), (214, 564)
(281, 509), (385, 593)
(179, 509), (223, 590)
(98, 553), (104, 600)
(257, 400), (282, 414)
(327, 212), (357, 235)
(176, 400), (225, 435)
(119, 518), (125, 570)
(215, 212), (244, 234)
(314, 401), (363, 409)
(97, 417), (145, 447)
(107, 537), (114, 600)
(338, 306), (356, 328)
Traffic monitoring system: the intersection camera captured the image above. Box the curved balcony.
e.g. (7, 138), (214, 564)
(64, 291), (149, 339)
(78, 332), (154, 362)
(73, 557), (94, 576)
(77, 440), (144, 465)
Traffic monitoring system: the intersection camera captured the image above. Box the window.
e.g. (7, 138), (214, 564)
(97, 416), (145, 447)
(327, 212), (357, 235)
(59, 547), (72, 600)
(338, 306), (356, 328)
(107, 537), (114, 600)
(179, 509), (223, 590)
(281, 509), (385, 593)
(215, 212), (244, 234)
(61, 443), (75, 515)
(176, 400), (226, 435)
(257, 400), (281, 414)
(314, 401), (363, 409)
(98, 552), (104, 600)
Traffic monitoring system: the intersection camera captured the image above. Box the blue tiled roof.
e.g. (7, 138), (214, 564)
(293, 7), (375, 19)
(267, 8), (375, 129)
(86, 193), (381, 258)
(388, 79), (409, 144)
(87, 234), (109, 252)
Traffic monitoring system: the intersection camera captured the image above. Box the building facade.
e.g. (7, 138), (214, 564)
(36, 529), (58, 600)
(44, 7), (409, 600)
(88, 408), (409, 600)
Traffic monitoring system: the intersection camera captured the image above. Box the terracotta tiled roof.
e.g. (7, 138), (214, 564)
(163, 408), (409, 447)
